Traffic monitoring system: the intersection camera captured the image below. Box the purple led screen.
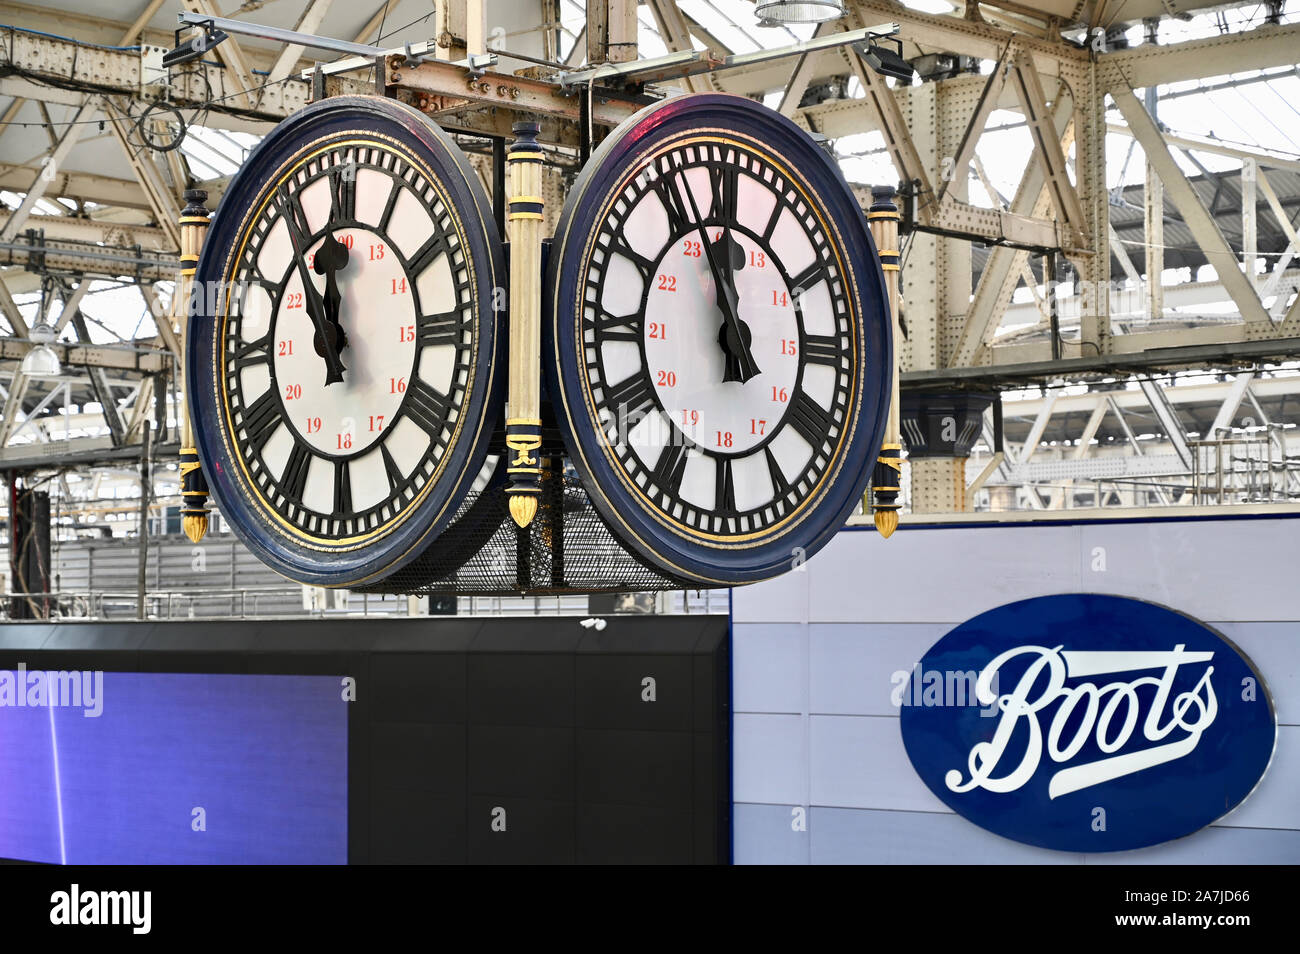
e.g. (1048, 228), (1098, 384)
(0, 672), (347, 864)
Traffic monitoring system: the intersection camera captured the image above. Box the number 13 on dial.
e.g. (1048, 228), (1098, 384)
(546, 94), (893, 585)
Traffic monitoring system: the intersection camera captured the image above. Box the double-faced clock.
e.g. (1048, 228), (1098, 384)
(545, 93), (892, 585)
(188, 96), (504, 587)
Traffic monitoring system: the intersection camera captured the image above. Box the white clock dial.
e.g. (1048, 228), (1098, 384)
(222, 142), (476, 541)
(581, 139), (855, 539)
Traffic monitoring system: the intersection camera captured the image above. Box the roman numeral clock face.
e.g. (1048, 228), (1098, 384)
(546, 95), (891, 585)
(189, 98), (504, 587)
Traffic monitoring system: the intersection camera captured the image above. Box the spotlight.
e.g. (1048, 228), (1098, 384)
(162, 23), (230, 69)
(20, 319), (60, 378)
(856, 36), (915, 83)
(754, 1), (846, 25)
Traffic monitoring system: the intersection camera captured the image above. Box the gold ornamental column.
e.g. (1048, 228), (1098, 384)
(505, 121), (545, 528)
(867, 186), (902, 538)
(177, 189), (212, 543)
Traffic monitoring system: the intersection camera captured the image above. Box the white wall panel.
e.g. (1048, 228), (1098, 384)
(808, 714), (949, 812)
(809, 623), (951, 716)
(806, 525), (1083, 624)
(733, 514), (1300, 864)
(732, 713), (806, 806)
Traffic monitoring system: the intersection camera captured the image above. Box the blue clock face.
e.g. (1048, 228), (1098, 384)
(546, 94), (893, 585)
(188, 96), (505, 588)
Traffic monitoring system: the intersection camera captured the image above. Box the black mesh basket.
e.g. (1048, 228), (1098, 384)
(354, 433), (696, 596)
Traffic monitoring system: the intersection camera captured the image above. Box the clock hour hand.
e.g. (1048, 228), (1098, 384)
(313, 230), (350, 355)
(277, 186), (346, 386)
(713, 230), (754, 383)
(672, 171), (760, 383)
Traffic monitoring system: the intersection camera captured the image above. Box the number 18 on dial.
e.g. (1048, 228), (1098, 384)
(547, 94), (892, 586)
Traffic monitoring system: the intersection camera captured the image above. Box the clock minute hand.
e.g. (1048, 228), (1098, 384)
(278, 187), (346, 386)
(673, 171), (761, 383)
(314, 231), (351, 355)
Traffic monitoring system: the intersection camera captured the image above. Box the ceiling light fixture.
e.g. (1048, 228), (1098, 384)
(20, 319), (61, 378)
(754, 1), (846, 25)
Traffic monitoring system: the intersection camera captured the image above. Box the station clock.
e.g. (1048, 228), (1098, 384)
(545, 93), (892, 585)
(187, 96), (505, 587)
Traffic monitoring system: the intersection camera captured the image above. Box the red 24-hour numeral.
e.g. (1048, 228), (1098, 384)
(286, 292), (304, 309)
(657, 274), (677, 292)
(657, 370), (676, 387)
(337, 433), (352, 451)
(682, 409), (699, 426)
(369, 243), (385, 260)
(716, 431), (733, 449)
(682, 240), (702, 258)
(305, 417), (321, 433)
(399, 325), (415, 343)
(649, 322), (667, 340)
(278, 339), (294, 356)
(391, 277), (407, 295)
(284, 383), (302, 400)
(369, 415), (385, 432)
(751, 419), (767, 436)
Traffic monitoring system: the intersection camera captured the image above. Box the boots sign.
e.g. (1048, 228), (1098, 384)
(899, 594), (1277, 853)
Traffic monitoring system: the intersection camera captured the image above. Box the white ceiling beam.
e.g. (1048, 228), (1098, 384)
(0, 211), (172, 249)
(843, 2), (932, 206)
(267, 0), (337, 85)
(1108, 224), (1142, 286)
(121, 0), (169, 46)
(0, 274), (29, 337)
(1015, 390), (1059, 468)
(1099, 21), (1300, 89)
(180, 0), (261, 108)
(142, 283), (182, 365)
(1103, 123), (1300, 177)
(350, 0), (400, 45)
(0, 97), (99, 243)
(954, 100), (1073, 366)
(1138, 377), (1194, 469)
(972, 155), (1049, 318)
(102, 98), (182, 250)
(644, 0), (715, 93)
(939, 46), (1011, 208)
(0, 167), (154, 211)
(1110, 85), (1272, 328)
(1010, 49), (1086, 245)
(776, 18), (844, 118)
(51, 279), (92, 335)
(1208, 371), (1255, 436)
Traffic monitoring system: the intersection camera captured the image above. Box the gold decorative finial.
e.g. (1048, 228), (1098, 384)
(873, 509), (898, 539)
(183, 514), (209, 543)
(509, 494), (538, 529)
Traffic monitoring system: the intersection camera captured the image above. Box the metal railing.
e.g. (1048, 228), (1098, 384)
(1189, 426), (1300, 505)
(0, 586), (729, 621)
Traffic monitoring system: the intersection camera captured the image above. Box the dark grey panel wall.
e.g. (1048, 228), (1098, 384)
(0, 615), (730, 865)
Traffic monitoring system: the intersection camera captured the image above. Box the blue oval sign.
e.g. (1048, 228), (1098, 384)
(899, 594), (1277, 852)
